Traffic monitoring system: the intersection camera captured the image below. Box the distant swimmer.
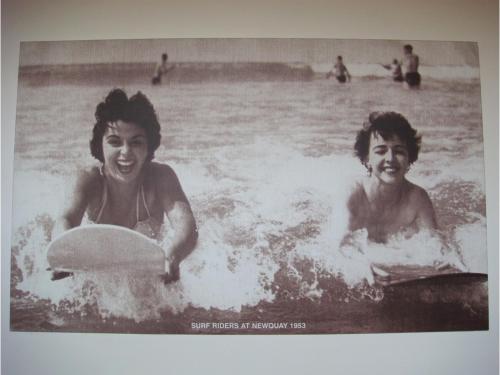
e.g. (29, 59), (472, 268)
(151, 53), (175, 85)
(326, 56), (351, 83)
(381, 59), (404, 82)
(402, 44), (420, 88)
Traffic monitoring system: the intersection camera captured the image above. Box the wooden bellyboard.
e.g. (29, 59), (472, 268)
(372, 263), (486, 287)
(47, 224), (165, 274)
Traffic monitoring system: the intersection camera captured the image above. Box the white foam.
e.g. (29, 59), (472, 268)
(10, 79), (487, 322)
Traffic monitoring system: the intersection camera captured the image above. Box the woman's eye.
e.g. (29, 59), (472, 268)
(107, 140), (121, 147)
(131, 140), (145, 147)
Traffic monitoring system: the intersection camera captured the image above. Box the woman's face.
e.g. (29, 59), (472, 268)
(366, 132), (409, 185)
(102, 120), (148, 183)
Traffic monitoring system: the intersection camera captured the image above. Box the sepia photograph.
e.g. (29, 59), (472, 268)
(10, 38), (488, 334)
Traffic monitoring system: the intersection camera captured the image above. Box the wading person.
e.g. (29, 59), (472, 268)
(151, 53), (174, 85)
(402, 44), (421, 88)
(326, 55), (351, 83)
(381, 59), (404, 82)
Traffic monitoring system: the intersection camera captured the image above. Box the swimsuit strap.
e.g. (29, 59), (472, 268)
(95, 177), (108, 223)
(136, 183), (152, 223)
(136, 185), (140, 223)
(141, 184), (152, 218)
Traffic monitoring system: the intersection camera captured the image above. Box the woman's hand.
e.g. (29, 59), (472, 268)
(161, 257), (180, 284)
(48, 268), (74, 281)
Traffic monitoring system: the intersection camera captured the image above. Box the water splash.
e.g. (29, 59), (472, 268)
(10, 77), (487, 325)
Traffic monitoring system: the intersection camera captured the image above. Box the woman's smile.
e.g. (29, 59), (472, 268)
(102, 120), (148, 182)
(116, 159), (136, 174)
(380, 163), (400, 175)
(368, 133), (409, 184)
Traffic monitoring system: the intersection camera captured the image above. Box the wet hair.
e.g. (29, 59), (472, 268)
(90, 88), (161, 162)
(337, 55), (343, 60)
(404, 44), (413, 52)
(354, 111), (421, 165)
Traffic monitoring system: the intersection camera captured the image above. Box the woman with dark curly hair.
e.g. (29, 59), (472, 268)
(54, 88), (197, 283)
(345, 111), (437, 243)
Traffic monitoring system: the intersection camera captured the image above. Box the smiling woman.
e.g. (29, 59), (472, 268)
(101, 121), (149, 184)
(344, 111), (437, 243)
(53, 89), (198, 282)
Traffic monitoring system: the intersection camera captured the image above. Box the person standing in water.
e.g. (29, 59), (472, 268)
(381, 59), (404, 82)
(326, 55), (351, 83)
(53, 89), (197, 283)
(402, 44), (421, 88)
(151, 53), (174, 85)
(344, 111), (437, 244)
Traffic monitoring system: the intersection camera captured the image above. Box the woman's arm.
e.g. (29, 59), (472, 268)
(339, 182), (366, 247)
(155, 164), (198, 282)
(52, 169), (94, 239)
(411, 185), (463, 270)
(50, 169), (95, 280)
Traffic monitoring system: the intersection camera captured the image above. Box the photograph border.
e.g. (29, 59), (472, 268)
(2, 0), (498, 374)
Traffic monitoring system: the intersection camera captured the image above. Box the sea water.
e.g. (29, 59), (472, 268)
(10, 64), (487, 332)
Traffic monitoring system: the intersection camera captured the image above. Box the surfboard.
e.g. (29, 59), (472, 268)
(47, 224), (165, 274)
(375, 266), (489, 332)
(371, 263), (487, 287)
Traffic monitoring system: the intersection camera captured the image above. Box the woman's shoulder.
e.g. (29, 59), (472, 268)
(146, 162), (187, 203)
(405, 180), (433, 205)
(74, 166), (102, 194)
(404, 180), (438, 228)
(347, 178), (366, 196)
(346, 178), (367, 210)
(146, 162), (183, 190)
(147, 162), (179, 181)
(76, 165), (101, 181)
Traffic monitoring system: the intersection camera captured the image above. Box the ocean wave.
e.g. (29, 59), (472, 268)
(19, 62), (314, 86)
(18, 62), (479, 87)
(312, 63), (480, 80)
(10, 173), (486, 323)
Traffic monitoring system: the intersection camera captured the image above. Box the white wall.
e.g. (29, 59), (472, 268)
(2, 0), (498, 374)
